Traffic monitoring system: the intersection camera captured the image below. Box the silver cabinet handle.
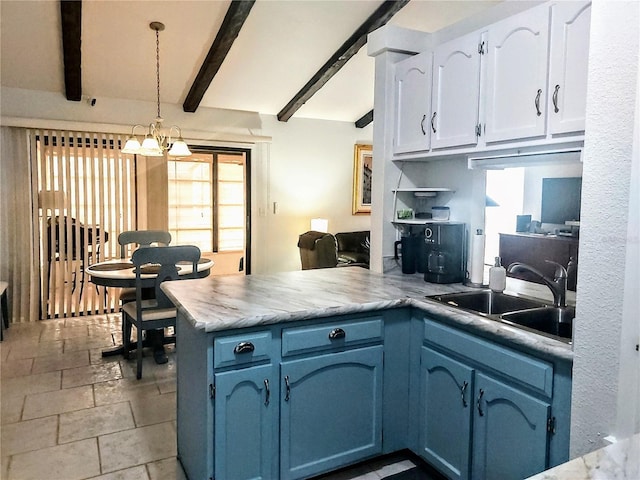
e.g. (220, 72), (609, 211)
(477, 388), (485, 416)
(420, 114), (427, 135)
(233, 341), (255, 354)
(460, 381), (468, 408)
(264, 379), (270, 406)
(535, 89), (542, 116)
(329, 328), (346, 340)
(553, 84), (560, 113)
(284, 375), (290, 402)
(431, 112), (437, 133)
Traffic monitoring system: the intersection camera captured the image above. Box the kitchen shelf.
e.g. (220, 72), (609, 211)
(391, 188), (455, 197)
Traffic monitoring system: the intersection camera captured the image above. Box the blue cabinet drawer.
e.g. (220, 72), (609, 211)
(282, 317), (383, 357)
(423, 319), (553, 397)
(214, 331), (272, 369)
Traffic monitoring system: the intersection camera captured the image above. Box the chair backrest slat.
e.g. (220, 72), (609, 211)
(130, 245), (201, 309)
(118, 230), (172, 258)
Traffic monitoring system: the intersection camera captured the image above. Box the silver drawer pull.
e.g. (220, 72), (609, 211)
(233, 341), (255, 354)
(328, 328), (346, 340)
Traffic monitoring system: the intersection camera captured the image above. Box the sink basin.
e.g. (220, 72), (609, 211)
(427, 290), (548, 315)
(500, 306), (575, 340)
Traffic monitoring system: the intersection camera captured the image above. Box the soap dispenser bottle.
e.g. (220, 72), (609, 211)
(489, 256), (506, 292)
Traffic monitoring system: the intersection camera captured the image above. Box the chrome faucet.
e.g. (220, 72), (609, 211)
(507, 260), (568, 308)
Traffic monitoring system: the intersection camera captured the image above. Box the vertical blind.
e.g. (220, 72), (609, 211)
(35, 130), (136, 318)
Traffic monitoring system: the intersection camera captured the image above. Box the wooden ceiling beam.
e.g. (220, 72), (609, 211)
(277, 0), (409, 122)
(355, 109), (374, 128)
(183, 0), (256, 113)
(60, 0), (82, 102)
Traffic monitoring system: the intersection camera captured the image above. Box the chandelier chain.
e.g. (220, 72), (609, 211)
(156, 27), (161, 119)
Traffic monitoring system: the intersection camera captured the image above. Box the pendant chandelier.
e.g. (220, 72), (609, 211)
(122, 22), (191, 157)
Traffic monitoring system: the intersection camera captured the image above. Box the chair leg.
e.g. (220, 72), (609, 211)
(136, 326), (143, 380)
(122, 313), (130, 359)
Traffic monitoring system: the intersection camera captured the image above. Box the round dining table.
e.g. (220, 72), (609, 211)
(86, 256), (214, 356)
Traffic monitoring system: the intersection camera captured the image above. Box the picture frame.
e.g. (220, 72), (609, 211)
(352, 144), (373, 215)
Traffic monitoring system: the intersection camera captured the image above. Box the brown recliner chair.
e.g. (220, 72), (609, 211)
(298, 231), (338, 270)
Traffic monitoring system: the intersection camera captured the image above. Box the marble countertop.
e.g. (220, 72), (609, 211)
(162, 267), (573, 362)
(526, 434), (639, 479)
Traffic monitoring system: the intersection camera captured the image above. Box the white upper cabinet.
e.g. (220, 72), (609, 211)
(548, 2), (592, 135)
(393, 51), (433, 154)
(483, 4), (550, 143)
(431, 31), (484, 150)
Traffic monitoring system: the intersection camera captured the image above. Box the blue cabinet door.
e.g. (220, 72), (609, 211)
(472, 372), (551, 479)
(214, 364), (277, 480)
(419, 347), (474, 480)
(280, 345), (383, 480)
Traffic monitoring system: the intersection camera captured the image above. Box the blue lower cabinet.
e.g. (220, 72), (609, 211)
(280, 346), (384, 480)
(214, 364), (278, 480)
(419, 347), (474, 480)
(472, 372), (550, 480)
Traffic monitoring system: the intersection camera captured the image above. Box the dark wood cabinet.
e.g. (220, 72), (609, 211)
(499, 233), (578, 291)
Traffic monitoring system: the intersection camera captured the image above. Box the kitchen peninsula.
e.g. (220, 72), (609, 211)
(163, 268), (573, 480)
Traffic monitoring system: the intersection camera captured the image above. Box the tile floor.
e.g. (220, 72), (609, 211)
(1, 314), (418, 480)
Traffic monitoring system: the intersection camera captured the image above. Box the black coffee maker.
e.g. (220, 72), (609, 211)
(423, 222), (465, 283)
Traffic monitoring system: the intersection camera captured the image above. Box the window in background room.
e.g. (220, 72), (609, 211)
(168, 149), (248, 274)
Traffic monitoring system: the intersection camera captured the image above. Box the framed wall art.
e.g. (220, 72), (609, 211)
(352, 144), (372, 215)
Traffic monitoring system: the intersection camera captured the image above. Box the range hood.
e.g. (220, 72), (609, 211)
(468, 145), (583, 170)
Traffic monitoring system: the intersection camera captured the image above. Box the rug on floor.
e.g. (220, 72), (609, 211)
(382, 466), (435, 480)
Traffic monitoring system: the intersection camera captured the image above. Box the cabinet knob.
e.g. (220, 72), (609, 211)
(329, 328), (346, 340)
(233, 341), (255, 354)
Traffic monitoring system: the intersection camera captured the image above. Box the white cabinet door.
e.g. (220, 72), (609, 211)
(431, 32), (483, 150)
(548, 1), (591, 135)
(393, 51), (432, 154)
(484, 4), (550, 143)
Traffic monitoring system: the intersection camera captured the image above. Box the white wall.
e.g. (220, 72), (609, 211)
(571, 0), (640, 456)
(252, 115), (372, 274)
(1, 87), (373, 275)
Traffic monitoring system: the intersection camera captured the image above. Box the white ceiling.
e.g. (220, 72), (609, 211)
(1, 0), (499, 123)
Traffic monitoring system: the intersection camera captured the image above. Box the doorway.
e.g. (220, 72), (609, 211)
(167, 147), (251, 276)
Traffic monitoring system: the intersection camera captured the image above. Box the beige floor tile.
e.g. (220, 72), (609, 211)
(7, 438), (100, 480)
(1, 357), (33, 378)
(119, 351), (177, 381)
(7, 339), (64, 360)
(1, 394), (25, 424)
(59, 402), (135, 444)
(130, 392), (176, 427)
(87, 465), (150, 480)
(94, 378), (160, 406)
(64, 335), (117, 353)
(1, 370), (61, 400)
(0, 415), (58, 456)
(372, 458), (416, 477)
(47, 325), (90, 341)
(147, 457), (187, 480)
(22, 384), (94, 420)
(99, 422), (177, 474)
(1, 343), (9, 362)
(156, 378), (176, 394)
(62, 362), (123, 388)
(32, 349), (90, 374)
(1, 456), (8, 479)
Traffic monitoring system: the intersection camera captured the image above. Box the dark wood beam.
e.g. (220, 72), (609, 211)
(277, 0), (410, 122)
(183, 0), (256, 113)
(355, 109), (374, 128)
(60, 0), (82, 101)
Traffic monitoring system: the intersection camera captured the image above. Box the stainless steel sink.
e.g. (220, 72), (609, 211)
(426, 290), (574, 342)
(500, 306), (575, 339)
(427, 290), (547, 315)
